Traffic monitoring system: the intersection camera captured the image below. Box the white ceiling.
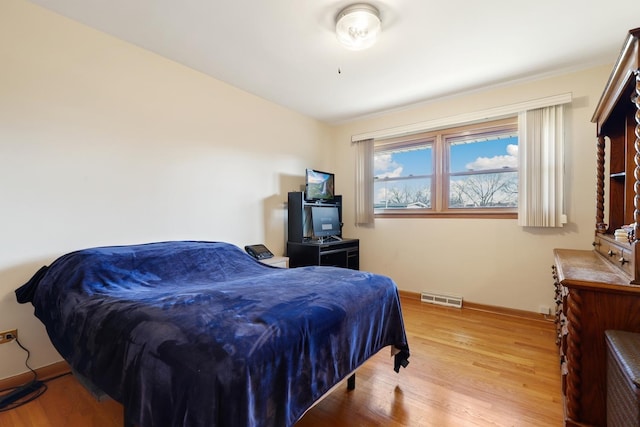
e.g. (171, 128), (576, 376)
(28, 0), (640, 124)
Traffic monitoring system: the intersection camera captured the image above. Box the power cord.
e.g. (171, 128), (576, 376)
(0, 337), (48, 411)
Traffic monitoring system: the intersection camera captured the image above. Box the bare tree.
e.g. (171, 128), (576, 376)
(450, 172), (517, 207)
(376, 173), (516, 208)
(383, 184), (431, 207)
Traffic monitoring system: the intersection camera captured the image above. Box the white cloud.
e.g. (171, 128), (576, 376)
(374, 153), (394, 171)
(465, 144), (518, 170)
(374, 153), (403, 178)
(376, 167), (403, 179)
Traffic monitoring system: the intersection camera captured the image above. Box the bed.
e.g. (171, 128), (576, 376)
(15, 241), (409, 427)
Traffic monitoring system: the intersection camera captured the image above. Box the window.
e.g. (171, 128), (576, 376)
(373, 118), (518, 218)
(374, 140), (434, 209)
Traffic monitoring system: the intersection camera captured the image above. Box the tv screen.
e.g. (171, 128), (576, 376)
(311, 206), (340, 238)
(305, 169), (335, 202)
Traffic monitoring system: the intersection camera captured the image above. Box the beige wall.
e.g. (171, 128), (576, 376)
(0, 0), (614, 382)
(0, 0), (332, 379)
(333, 65), (612, 313)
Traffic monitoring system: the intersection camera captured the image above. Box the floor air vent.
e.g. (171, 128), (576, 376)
(420, 292), (463, 308)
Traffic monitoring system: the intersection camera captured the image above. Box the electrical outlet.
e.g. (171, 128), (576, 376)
(0, 329), (18, 344)
(538, 305), (551, 316)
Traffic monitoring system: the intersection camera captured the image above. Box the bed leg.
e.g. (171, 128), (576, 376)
(123, 408), (134, 427)
(347, 373), (355, 390)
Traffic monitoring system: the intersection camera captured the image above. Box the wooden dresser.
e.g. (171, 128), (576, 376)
(553, 27), (640, 426)
(553, 250), (640, 426)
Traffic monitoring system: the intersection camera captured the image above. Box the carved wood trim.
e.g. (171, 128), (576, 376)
(565, 289), (583, 421)
(596, 135), (606, 231)
(634, 70), (640, 241)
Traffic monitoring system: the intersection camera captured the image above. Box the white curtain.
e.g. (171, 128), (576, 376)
(517, 105), (566, 227)
(354, 138), (374, 226)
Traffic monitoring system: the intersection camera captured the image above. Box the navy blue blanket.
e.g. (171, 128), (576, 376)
(16, 241), (409, 427)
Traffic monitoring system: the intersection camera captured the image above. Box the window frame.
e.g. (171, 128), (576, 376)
(374, 117), (518, 219)
(374, 138), (435, 210)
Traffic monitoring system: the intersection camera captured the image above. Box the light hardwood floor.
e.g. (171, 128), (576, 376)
(0, 297), (563, 427)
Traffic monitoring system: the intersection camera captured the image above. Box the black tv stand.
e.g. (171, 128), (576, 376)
(313, 235), (342, 244)
(286, 192), (359, 270)
(287, 238), (359, 270)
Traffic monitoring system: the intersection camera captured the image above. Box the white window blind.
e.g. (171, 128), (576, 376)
(354, 138), (374, 225)
(517, 105), (567, 227)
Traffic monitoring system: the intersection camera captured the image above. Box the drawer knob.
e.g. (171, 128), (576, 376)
(619, 257), (628, 265)
(608, 250), (615, 257)
(592, 241), (601, 247)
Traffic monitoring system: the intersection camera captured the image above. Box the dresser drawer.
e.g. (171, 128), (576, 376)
(594, 235), (633, 277)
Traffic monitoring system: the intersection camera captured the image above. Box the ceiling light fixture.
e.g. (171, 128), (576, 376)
(335, 3), (381, 51)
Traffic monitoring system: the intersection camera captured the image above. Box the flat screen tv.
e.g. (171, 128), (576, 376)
(311, 206), (340, 238)
(305, 169), (335, 202)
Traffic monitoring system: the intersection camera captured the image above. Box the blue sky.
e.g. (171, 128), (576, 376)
(375, 136), (518, 177)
